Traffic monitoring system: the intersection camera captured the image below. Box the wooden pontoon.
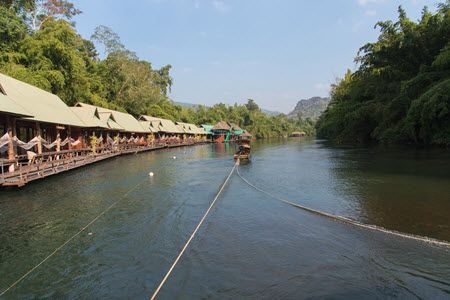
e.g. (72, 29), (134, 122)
(0, 141), (206, 187)
(0, 72), (209, 187)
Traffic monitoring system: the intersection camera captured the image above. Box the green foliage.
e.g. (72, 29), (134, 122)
(181, 99), (314, 139)
(316, 2), (450, 146)
(0, 1), (310, 139)
(0, 6), (28, 52)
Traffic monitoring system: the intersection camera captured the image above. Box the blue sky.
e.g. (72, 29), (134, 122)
(72, 0), (436, 113)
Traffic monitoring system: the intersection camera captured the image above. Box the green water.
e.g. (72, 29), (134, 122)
(0, 140), (449, 298)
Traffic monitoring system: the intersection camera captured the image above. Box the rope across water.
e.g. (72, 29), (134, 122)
(0, 177), (149, 297)
(150, 161), (237, 299)
(2, 158), (447, 298)
(236, 164), (450, 248)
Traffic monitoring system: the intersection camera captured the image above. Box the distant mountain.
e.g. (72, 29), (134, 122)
(287, 97), (330, 120)
(261, 109), (283, 116)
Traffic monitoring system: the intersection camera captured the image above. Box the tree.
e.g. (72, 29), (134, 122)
(245, 99), (259, 111)
(91, 25), (128, 56)
(0, 0), (34, 12)
(0, 6), (28, 52)
(0, 3), (308, 139)
(316, 2), (450, 146)
(25, 0), (81, 31)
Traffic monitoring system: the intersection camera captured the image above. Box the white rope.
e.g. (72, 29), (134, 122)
(236, 165), (450, 248)
(0, 178), (148, 297)
(150, 162), (237, 300)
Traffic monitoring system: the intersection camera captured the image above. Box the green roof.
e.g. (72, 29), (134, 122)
(190, 124), (206, 135)
(139, 120), (158, 133)
(201, 124), (214, 134)
(98, 112), (123, 131)
(70, 106), (109, 129)
(139, 115), (182, 133)
(77, 103), (146, 133)
(176, 122), (196, 134)
(0, 92), (32, 117)
(0, 73), (85, 127)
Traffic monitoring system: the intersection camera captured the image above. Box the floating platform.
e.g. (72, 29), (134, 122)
(0, 142), (208, 187)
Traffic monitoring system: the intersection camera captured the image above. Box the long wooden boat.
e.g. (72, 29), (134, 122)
(234, 142), (251, 160)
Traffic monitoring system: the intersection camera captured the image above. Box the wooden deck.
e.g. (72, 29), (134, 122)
(0, 142), (209, 187)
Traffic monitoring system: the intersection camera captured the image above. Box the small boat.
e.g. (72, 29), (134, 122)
(233, 131), (252, 161)
(234, 142), (251, 160)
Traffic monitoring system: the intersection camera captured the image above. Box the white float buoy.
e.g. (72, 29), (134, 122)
(173, 156), (176, 159)
(149, 172), (154, 177)
(88, 232), (93, 236)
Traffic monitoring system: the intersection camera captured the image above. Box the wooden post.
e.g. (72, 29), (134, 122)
(5, 115), (16, 172)
(68, 126), (72, 150)
(56, 133), (61, 160)
(7, 128), (14, 170)
(36, 122), (42, 155)
(91, 132), (96, 153)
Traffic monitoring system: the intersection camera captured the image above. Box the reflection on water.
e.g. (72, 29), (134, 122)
(248, 139), (450, 241)
(0, 141), (449, 298)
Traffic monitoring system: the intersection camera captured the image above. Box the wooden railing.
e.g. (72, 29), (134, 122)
(0, 140), (209, 186)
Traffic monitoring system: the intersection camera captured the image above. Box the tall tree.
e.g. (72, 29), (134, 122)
(316, 2), (450, 146)
(27, 0), (81, 31)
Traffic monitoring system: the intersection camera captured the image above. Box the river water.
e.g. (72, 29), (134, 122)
(0, 140), (449, 299)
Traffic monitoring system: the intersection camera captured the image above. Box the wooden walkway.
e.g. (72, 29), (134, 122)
(0, 142), (207, 187)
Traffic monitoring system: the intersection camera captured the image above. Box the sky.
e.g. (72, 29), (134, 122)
(72, 0), (437, 113)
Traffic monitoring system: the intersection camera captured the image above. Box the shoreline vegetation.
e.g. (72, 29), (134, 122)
(316, 2), (450, 147)
(0, 0), (313, 139)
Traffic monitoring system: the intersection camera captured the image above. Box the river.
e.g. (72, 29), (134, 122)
(0, 139), (449, 298)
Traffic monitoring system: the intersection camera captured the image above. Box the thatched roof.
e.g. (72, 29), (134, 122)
(0, 73), (85, 127)
(212, 121), (231, 131)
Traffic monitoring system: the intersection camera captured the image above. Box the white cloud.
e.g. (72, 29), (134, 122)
(337, 18), (344, 25)
(194, 0), (200, 9)
(364, 10), (377, 16)
(212, 0), (229, 13)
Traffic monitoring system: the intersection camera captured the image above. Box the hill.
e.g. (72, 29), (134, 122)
(287, 97), (330, 120)
(262, 108), (283, 116)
